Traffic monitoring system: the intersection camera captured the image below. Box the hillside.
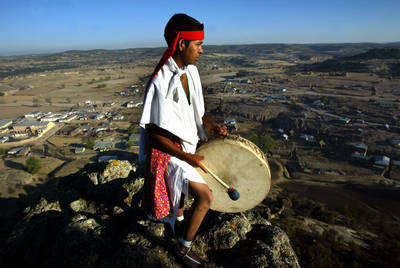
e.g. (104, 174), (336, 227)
(289, 47), (400, 77)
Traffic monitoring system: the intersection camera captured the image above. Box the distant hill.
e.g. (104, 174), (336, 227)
(345, 48), (400, 60)
(1, 42), (400, 79)
(289, 47), (400, 77)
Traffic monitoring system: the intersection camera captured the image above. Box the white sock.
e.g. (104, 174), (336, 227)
(177, 215), (184, 222)
(180, 238), (192, 248)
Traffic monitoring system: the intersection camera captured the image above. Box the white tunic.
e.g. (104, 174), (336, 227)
(139, 57), (207, 218)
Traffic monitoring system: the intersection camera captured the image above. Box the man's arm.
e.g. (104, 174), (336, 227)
(147, 123), (207, 172)
(202, 115), (228, 136)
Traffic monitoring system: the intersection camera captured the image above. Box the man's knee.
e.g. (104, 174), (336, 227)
(200, 188), (213, 208)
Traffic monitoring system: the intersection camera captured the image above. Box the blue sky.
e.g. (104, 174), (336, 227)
(1, 0), (399, 55)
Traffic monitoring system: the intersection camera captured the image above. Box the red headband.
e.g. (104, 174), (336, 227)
(151, 30), (204, 79)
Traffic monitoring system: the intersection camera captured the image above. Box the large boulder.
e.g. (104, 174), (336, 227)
(87, 160), (136, 185)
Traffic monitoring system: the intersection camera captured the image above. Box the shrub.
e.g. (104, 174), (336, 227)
(82, 138), (95, 150)
(127, 125), (137, 134)
(247, 134), (275, 152)
(26, 156), (41, 174)
(96, 84), (107, 88)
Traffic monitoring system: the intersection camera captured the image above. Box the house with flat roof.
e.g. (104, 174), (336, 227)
(379, 102), (393, 107)
(351, 152), (371, 165)
(374, 155), (390, 170)
(12, 120), (54, 135)
(129, 134), (140, 146)
(390, 139), (400, 148)
(300, 134), (315, 142)
(0, 136), (9, 143)
(93, 141), (114, 151)
(98, 155), (118, 163)
(24, 111), (42, 118)
(352, 143), (368, 156)
(0, 119), (12, 129)
(125, 100), (143, 108)
(74, 147), (86, 154)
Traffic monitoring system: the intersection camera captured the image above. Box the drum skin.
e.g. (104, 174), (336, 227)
(195, 135), (271, 213)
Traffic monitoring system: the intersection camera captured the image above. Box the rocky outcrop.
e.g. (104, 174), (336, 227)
(85, 159), (136, 185)
(0, 160), (299, 267)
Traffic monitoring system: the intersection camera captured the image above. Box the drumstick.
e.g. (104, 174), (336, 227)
(202, 163), (240, 201)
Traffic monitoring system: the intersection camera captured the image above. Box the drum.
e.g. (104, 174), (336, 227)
(195, 135), (271, 213)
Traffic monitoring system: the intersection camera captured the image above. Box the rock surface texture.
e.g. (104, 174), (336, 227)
(0, 160), (299, 267)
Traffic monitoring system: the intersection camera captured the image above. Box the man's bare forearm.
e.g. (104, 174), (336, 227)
(151, 132), (189, 161)
(147, 123), (206, 171)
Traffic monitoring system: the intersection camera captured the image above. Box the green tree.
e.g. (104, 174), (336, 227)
(96, 84), (107, 88)
(82, 137), (95, 150)
(247, 134), (275, 152)
(32, 98), (40, 107)
(321, 96), (329, 104)
(0, 148), (5, 155)
(45, 97), (52, 105)
(26, 156), (41, 174)
(127, 124), (138, 134)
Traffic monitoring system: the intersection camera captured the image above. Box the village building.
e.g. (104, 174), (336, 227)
(82, 125), (92, 132)
(390, 139), (400, 148)
(103, 101), (115, 107)
(124, 100), (143, 108)
(261, 97), (274, 103)
(93, 141), (115, 151)
(7, 146), (30, 157)
(379, 102), (393, 108)
(300, 134), (315, 142)
(70, 127), (82, 136)
(339, 117), (351, 124)
(74, 147), (86, 154)
(128, 134), (140, 146)
(98, 155), (118, 163)
(12, 120), (54, 135)
(10, 132), (30, 140)
(352, 143), (368, 156)
(24, 111), (42, 118)
(0, 119), (13, 130)
(312, 100), (325, 108)
(224, 118), (238, 131)
(94, 113), (105, 120)
(113, 115), (124, 120)
(59, 114), (78, 122)
(373, 155), (390, 170)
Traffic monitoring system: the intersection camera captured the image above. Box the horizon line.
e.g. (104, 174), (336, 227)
(1, 40), (399, 57)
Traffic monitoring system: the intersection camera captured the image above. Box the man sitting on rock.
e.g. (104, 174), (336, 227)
(139, 13), (227, 266)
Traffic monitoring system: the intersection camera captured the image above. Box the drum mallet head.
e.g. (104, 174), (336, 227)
(228, 187), (240, 201)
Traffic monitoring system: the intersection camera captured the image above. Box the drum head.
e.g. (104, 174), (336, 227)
(195, 136), (271, 213)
